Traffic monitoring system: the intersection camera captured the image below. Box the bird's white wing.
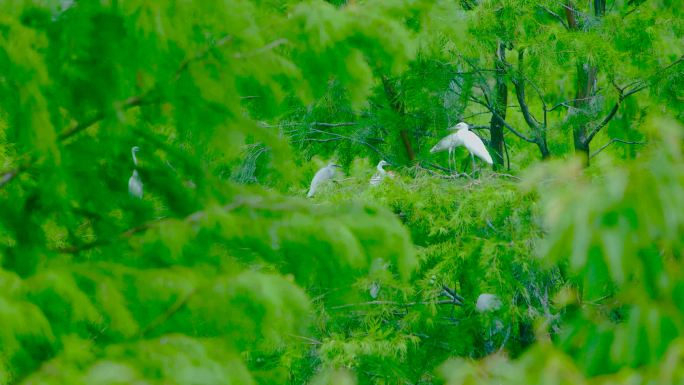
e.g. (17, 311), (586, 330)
(459, 129), (493, 164)
(128, 171), (143, 198)
(307, 166), (335, 197)
(429, 133), (461, 153)
(369, 171), (384, 186)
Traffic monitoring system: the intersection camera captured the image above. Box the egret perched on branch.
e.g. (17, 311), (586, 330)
(307, 163), (341, 198)
(128, 146), (143, 199)
(430, 122), (493, 172)
(369, 160), (391, 186)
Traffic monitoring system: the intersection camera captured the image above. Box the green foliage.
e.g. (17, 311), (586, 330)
(1, 0), (683, 384)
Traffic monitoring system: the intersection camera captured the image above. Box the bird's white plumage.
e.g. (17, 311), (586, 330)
(307, 163), (338, 198)
(369, 160), (389, 186)
(447, 122), (470, 131)
(131, 146), (140, 166)
(369, 282), (380, 299)
(456, 128), (493, 165)
(129, 146), (143, 198)
(128, 170), (143, 198)
(430, 132), (462, 153)
(476, 293), (502, 313)
(430, 122), (493, 169)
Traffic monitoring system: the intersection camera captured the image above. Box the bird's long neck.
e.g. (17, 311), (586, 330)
(376, 163), (386, 173)
(132, 150), (138, 166)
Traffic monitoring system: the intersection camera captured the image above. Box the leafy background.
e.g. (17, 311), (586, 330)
(1, 0), (683, 384)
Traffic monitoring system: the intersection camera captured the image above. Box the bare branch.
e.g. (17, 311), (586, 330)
(140, 288), (197, 337)
(233, 38), (288, 59)
(548, 96), (595, 112)
(2, 35), (235, 190)
(491, 172), (522, 180)
(306, 127), (388, 159)
(56, 196), (254, 254)
(329, 298), (464, 310)
(587, 55), (683, 143)
(469, 96), (536, 143)
(512, 50), (542, 130)
(311, 122), (357, 127)
(585, 84), (643, 143)
(590, 138), (646, 159)
(537, 5), (569, 29)
(175, 34), (233, 80)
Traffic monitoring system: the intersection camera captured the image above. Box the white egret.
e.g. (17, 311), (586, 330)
(430, 122), (493, 172)
(476, 293), (502, 313)
(369, 160), (390, 186)
(307, 163), (341, 198)
(128, 146), (143, 199)
(369, 282), (381, 299)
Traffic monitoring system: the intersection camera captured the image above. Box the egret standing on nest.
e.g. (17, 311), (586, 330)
(430, 122), (493, 173)
(369, 160), (391, 186)
(307, 163), (341, 198)
(128, 146), (143, 199)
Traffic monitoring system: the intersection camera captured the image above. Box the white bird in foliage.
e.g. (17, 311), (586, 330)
(430, 122), (493, 172)
(476, 293), (502, 313)
(369, 160), (391, 186)
(307, 163), (341, 198)
(128, 146), (143, 199)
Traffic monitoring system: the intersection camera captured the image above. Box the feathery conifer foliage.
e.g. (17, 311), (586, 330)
(1, 1), (683, 384)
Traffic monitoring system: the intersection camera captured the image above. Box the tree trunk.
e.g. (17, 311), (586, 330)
(489, 41), (507, 169)
(538, 141), (551, 159)
(382, 76), (416, 162)
(573, 62), (597, 163)
(566, 0), (603, 164)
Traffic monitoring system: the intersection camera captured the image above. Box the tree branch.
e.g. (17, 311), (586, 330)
(1, 35), (234, 190)
(590, 138), (646, 159)
(140, 288), (197, 337)
(512, 50), (542, 130)
(232, 38), (288, 59)
(329, 298), (464, 310)
(471, 95), (536, 143)
(538, 5), (569, 29)
(586, 55), (683, 143)
(311, 122), (357, 127)
(56, 196), (254, 254)
(174, 35), (233, 80)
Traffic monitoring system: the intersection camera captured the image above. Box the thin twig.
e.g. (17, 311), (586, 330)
(140, 288), (197, 336)
(589, 138), (646, 159)
(538, 5), (569, 29)
(233, 38), (288, 59)
(1, 35), (234, 190)
(174, 35), (233, 80)
(329, 298), (463, 310)
(491, 172), (521, 180)
(56, 196), (253, 254)
(311, 122), (356, 127)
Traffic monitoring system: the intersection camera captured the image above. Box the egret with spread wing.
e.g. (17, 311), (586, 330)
(430, 122), (493, 172)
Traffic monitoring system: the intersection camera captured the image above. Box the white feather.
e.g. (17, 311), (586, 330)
(307, 164), (337, 198)
(429, 132), (462, 154)
(129, 146), (143, 198)
(369, 160), (389, 186)
(457, 128), (493, 164)
(128, 170), (143, 198)
(430, 123), (494, 166)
